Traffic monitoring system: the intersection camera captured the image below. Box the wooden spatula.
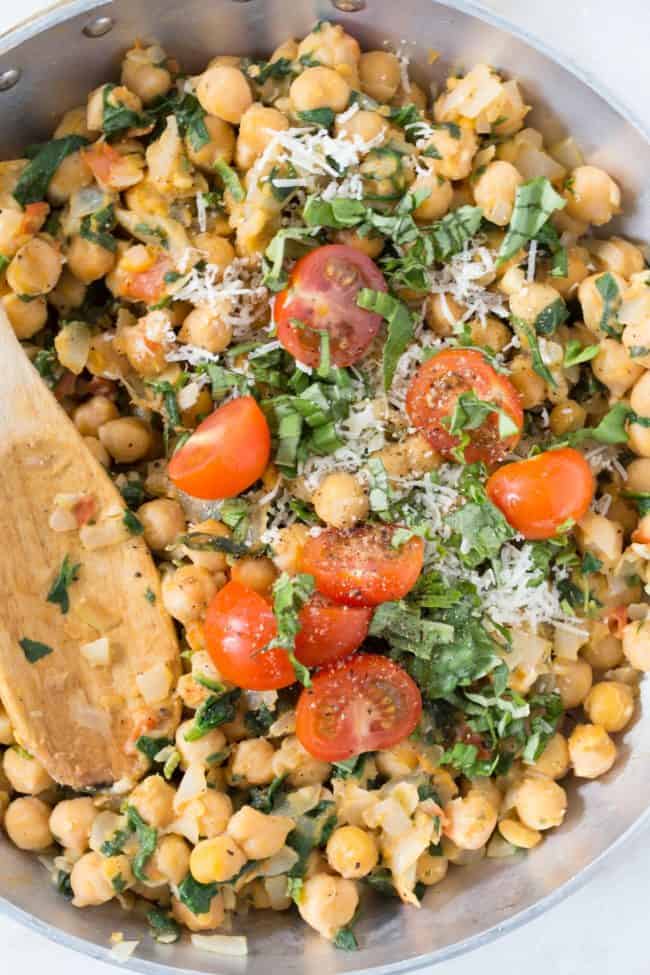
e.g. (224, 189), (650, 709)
(0, 309), (181, 790)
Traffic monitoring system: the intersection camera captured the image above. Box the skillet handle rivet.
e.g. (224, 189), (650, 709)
(0, 68), (21, 92)
(331, 0), (366, 9)
(82, 15), (115, 38)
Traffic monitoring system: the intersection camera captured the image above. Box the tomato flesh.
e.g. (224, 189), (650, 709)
(296, 654), (422, 761)
(406, 348), (523, 464)
(301, 524), (424, 607)
(486, 447), (595, 540)
(275, 243), (387, 367)
(294, 594), (372, 667)
(169, 396), (271, 499)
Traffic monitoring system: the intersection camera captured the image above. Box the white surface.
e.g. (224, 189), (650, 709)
(0, 0), (649, 972)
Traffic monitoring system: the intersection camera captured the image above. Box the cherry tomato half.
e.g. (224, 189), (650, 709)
(301, 524), (424, 607)
(486, 447), (595, 540)
(169, 396), (271, 500)
(296, 654), (423, 761)
(204, 581), (295, 691)
(294, 594), (372, 668)
(274, 244), (387, 368)
(406, 349), (523, 464)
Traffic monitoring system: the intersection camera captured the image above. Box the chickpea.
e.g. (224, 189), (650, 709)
(54, 105), (92, 140)
(197, 789), (233, 839)
(578, 271), (626, 333)
(272, 523), (310, 575)
(334, 110), (386, 145)
(472, 161), (522, 226)
(411, 169), (453, 222)
(625, 458), (650, 494)
(230, 556), (278, 594)
(297, 21), (360, 76)
(229, 738), (275, 786)
(564, 165), (621, 226)
(3, 747), (53, 795)
(576, 511), (624, 571)
(66, 235), (116, 285)
(425, 293), (466, 335)
(498, 817), (542, 849)
(272, 735), (330, 787)
(298, 873), (359, 941)
(584, 680), (635, 733)
(568, 723), (617, 778)
(227, 805), (293, 860)
(82, 436), (108, 466)
(549, 400), (587, 436)
(423, 123), (478, 182)
(509, 354), (546, 409)
(372, 433), (440, 482)
(137, 498), (186, 552)
(49, 797), (97, 854)
(179, 305), (232, 354)
(334, 227), (384, 259)
(509, 282), (563, 327)
(290, 67), (351, 114)
(443, 791), (498, 851)
(414, 851), (448, 885)
(187, 115), (236, 172)
(469, 316), (512, 353)
(631, 372), (650, 420)
(4, 797), (53, 850)
(375, 740), (420, 778)
(47, 151), (92, 205)
(583, 632), (624, 670)
(7, 237), (63, 296)
(98, 416), (152, 463)
(532, 732), (570, 780)
(129, 774), (175, 828)
(541, 246), (590, 298)
(122, 51), (172, 104)
(0, 704), (14, 746)
(69, 851), (116, 907)
(622, 619), (650, 671)
(48, 269), (86, 317)
(73, 395), (119, 436)
(191, 834), (247, 884)
(326, 825), (378, 879)
(591, 339), (642, 398)
(590, 236), (645, 278)
(192, 233), (235, 273)
(515, 775), (567, 831)
(2, 292), (47, 339)
(171, 890), (225, 931)
(313, 472), (369, 529)
(235, 105), (289, 171)
(176, 719), (226, 770)
(196, 65), (253, 125)
(627, 420), (650, 458)
(552, 657), (593, 709)
(357, 51), (401, 103)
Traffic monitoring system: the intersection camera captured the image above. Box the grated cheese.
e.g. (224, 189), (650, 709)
(195, 191), (207, 233)
(427, 238), (509, 325)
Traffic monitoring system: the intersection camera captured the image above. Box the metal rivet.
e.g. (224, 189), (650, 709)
(0, 68), (21, 92)
(82, 15), (115, 38)
(331, 0), (366, 10)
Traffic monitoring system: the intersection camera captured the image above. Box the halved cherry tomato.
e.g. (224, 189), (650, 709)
(604, 604), (628, 639)
(169, 396), (271, 499)
(294, 593), (372, 668)
(22, 202), (50, 235)
(274, 243), (387, 367)
(300, 524), (424, 607)
(486, 447), (595, 540)
(406, 349), (523, 464)
(295, 654), (422, 761)
(204, 581), (295, 691)
(120, 252), (173, 305)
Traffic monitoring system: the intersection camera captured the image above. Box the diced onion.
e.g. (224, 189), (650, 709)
(190, 934), (248, 957)
(136, 661), (173, 705)
(54, 322), (92, 375)
(80, 636), (111, 667)
(80, 517), (130, 550)
(486, 833), (517, 858)
(110, 940), (139, 963)
(90, 811), (125, 853)
(174, 762), (206, 812)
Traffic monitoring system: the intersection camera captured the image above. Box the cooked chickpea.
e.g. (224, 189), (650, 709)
(162, 564), (219, 624)
(3, 747), (53, 795)
(423, 124), (478, 182)
(590, 236), (645, 278)
(552, 657), (593, 709)
(509, 282), (563, 327)
(236, 105), (289, 170)
(411, 169), (453, 222)
(190, 834), (247, 884)
(54, 105), (92, 140)
(73, 395), (119, 436)
(334, 110), (386, 144)
(0, 705), (14, 746)
(334, 227), (384, 259)
(187, 115), (236, 171)
(375, 740), (420, 778)
(48, 269), (87, 316)
(498, 817), (542, 849)
(192, 233), (235, 273)
(472, 161), (522, 226)
(197, 789), (233, 839)
(625, 458), (650, 494)
(230, 556), (278, 594)
(298, 873), (359, 941)
(425, 293), (466, 336)
(584, 680), (635, 732)
(326, 825), (378, 879)
(583, 630), (624, 670)
(576, 511), (623, 571)
(358, 51), (401, 102)
(541, 245), (590, 298)
(66, 235), (116, 285)
(69, 851), (115, 907)
(122, 52), (172, 104)
(591, 339), (643, 398)
(272, 523), (310, 575)
(7, 237), (63, 296)
(509, 354), (546, 408)
(171, 890), (225, 931)
(578, 271), (626, 333)
(549, 400), (587, 436)
(229, 738), (275, 786)
(373, 434), (440, 481)
(227, 805), (293, 860)
(416, 851), (449, 885)
(49, 797), (97, 854)
(47, 151), (92, 205)
(182, 519), (232, 572)
(568, 723), (617, 778)
(178, 304), (233, 354)
(443, 791), (498, 851)
(622, 619), (650, 671)
(515, 775), (567, 830)
(129, 774), (175, 828)
(313, 472), (369, 529)
(2, 292), (47, 339)
(176, 719), (226, 770)
(627, 420), (650, 458)
(4, 797), (53, 850)
(196, 65), (253, 124)
(137, 498), (186, 552)
(272, 734), (330, 787)
(564, 165), (621, 226)
(290, 67), (351, 114)
(98, 416), (152, 463)
(532, 732), (570, 779)
(469, 316), (512, 353)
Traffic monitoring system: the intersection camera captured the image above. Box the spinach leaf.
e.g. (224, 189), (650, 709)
(177, 873), (219, 915)
(596, 272), (622, 337)
(126, 805), (157, 882)
(185, 689), (241, 741)
(147, 908), (181, 944)
(102, 84), (149, 137)
(214, 159), (245, 202)
(46, 554), (80, 615)
(497, 177), (566, 266)
(297, 108), (335, 128)
(19, 637), (54, 663)
(534, 297), (567, 335)
(13, 135), (88, 207)
(135, 735), (173, 762)
(563, 340), (599, 367)
(249, 774), (287, 813)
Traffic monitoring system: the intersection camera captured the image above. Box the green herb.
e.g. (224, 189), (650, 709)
(219, 498), (250, 543)
(163, 750), (181, 780)
(596, 272), (622, 337)
(286, 876), (304, 904)
(19, 637), (54, 663)
(123, 509), (144, 535)
(144, 587), (156, 604)
(434, 121), (461, 138)
(563, 340), (600, 367)
(331, 754), (372, 779)
(581, 552), (603, 575)
(126, 805), (157, 882)
(147, 908), (181, 944)
(623, 491), (650, 516)
(518, 322), (557, 388)
(214, 159), (245, 202)
(630, 346), (650, 358)
(135, 735), (173, 762)
(447, 499), (514, 568)
(46, 554), (80, 615)
(13, 135), (88, 206)
(356, 289), (414, 391)
(249, 774), (286, 813)
(56, 871), (73, 900)
(102, 84), (149, 137)
(389, 103), (423, 130)
(147, 91), (209, 151)
(0, 254), (9, 274)
(80, 204), (117, 252)
(112, 873), (126, 894)
(119, 476), (145, 508)
(369, 600), (455, 659)
(535, 297), (568, 335)
(565, 402), (632, 446)
(185, 689), (241, 741)
(263, 227), (322, 291)
(497, 177), (566, 266)
(100, 825), (131, 857)
(288, 499), (319, 524)
(334, 926), (359, 951)
(177, 873), (219, 915)
(297, 108), (335, 128)
(265, 572), (315, 685)
(366, 457), (393, 519)
(33, 348), (61, 386)
(244, 704), (275, 736)
(287, 802), (338, 877)
(193, 674), (227, 694)
(444, 389), (519, 460)
(249, 57), (296, 85)
(178, 531), (248, 557)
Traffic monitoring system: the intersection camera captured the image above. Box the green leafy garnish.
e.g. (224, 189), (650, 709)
(563, 340), (599, 368)
(333, 926), (359, 951)
(497, 177), (566, 266)
(581, 552), (603, 575)
(262, 227), (322, 291)
(80, 204), (117, 252)
(148, 90), (209, 151)
(369, 601), (455, 659)
(46, 554), (80, 615)
(147, 908), (181, 944)
(135, 736), (173, 762)
(214, 159), (245, 202)
(595, 272), (622, 337)
(56, 871), (73, 900)
(249, 774), (286, 813)
(220, 498), (250, 543)
(356, 288), (414, 391)
(518, 322), (557, 388)
(13, 135), (88, 206)
(19, 638), (54, 663)
(244, 704), (275, 736)
(444, 389), (519, 460)
(178, 531), (248, 557)
(102, 84), (149, 137)
(265, 572), (315, 685)
(447, 498), (514, 568)
(126, 805), (157, 883)
(287, 801), (338, 877)
(177, 873), (219, 915)
(185, 689), (241, 741)
(534, 297), (568, 335)
(123, 509), (144, 535)
(297, 108), (335, 128)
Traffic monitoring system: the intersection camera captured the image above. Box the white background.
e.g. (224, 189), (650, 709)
(1, 1), (649, 972)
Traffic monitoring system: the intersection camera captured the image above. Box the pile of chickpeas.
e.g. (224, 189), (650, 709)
(0, 17), (649, 947)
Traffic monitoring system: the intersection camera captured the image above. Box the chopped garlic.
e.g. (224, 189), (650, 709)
(190, 934), (248, 957)
(80, 636), (111, 667)
(136, 661), (173, 704)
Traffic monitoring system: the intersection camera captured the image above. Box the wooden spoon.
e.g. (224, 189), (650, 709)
(0, 310), (181, 790)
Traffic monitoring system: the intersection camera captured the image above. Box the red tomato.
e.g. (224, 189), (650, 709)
(295, 654), (422, 761)
(169, 396), (271, 499)
(294, 594), (372, 668)
(406, 349), (523, 463)
(604, 605), (628, 639)
(301, 524), (424, 607)
(82, 142), (135, 190)
(22, 202), (49, 234)
(204, 581), (295, 691)
(486, 447), (595, 540)
(274, 244), (387, 367)
(120, 252), (173, 305)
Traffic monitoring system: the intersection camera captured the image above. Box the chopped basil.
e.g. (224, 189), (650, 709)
(497, 177), (566, 267)
(264, 572), (315, 685)
(331, 754), (373, 779)
(123, 509), (144, 535)
(286, 876), (304, 904)
(623, 491), (650, 516)
(147, 908), (181, 944)
(219, 498), (250, 543)
(102, 84), (149, 137)
(148, 90), (209, 151)
(249, 774), (286, 813)
(19, 637), (54, 663)
(46, 554), (80, 615)
(249, 57), (296, 85)
(563, 340), (599, 367)
(366, 456), (393, 519)
(297, 108), (335, 128)
(581, 552), (603, 575)
(287, 801), (338, 877)
(178, 531), (248, 557)
(80, 204), (117, 252)
(214, 159), (245, 202)
(596, 272), (622, 337)
(262, 226), (322, 291)
(443, 389), (519, 460)
(518, 322), (557, 388)
(185, 688), (241, 741)
(13, 135), (88, 207)
(56, 870), (73, 900)
(125, 805), (157, 882)
(244, 704), (275, 736)
(32, 348), (61, 387)
(356, 289), (414, 391)
(177, 873), (219, 915)
(333, 926), (359, 951)
(534, 297), (568, 335)
(135, 735), (173, 762)
(369, 601), (455, 659)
